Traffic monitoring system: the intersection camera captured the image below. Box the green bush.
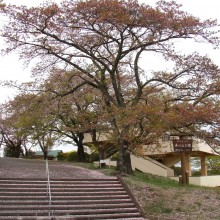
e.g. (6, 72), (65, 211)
(4, 147), (21, 158)
(67, 151), (78, 162)
(58, 151), (91, 162)
(111, 152), (118, 160)
(208, 170), (220, 175)
(84, 152), (90, 162)
(57, 152), (68, 161)
(89, 151), (99, 162)
(173, 166), (181, 176)
(192, 170), (201, 177)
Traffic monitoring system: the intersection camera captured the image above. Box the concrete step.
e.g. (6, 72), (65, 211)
(0, 178), (119, 184)
(0, 194), (131, 201)
(0, 190), (128, 196)
(0, 213), (144, 219)
(0, 183), (122, 189)
(0, 177), (144, 219)
(0, 207), (140, 216)
(0, 203), (135, 210)
(0, 186), (124, 192)
(0, 198), (133, 205)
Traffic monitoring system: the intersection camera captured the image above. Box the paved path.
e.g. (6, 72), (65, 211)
(0, 157), (107, 179)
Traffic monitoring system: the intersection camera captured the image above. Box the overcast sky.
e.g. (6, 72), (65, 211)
(0, 0), (220, 103)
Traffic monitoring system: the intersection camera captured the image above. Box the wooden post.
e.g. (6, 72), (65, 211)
(185, 171), (189, 185)
(201, 156), (207, 176)
(188, 157), (192, 177)
(185, 152), (192, 177)
(173, 136), (192, 186)
(179, 175), (182, 186)
(181, 152), (187, 185)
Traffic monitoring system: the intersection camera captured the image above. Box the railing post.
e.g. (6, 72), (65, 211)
(46, 159), (52, 217)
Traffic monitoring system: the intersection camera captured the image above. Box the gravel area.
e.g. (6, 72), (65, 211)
(0, 157), (107, 179)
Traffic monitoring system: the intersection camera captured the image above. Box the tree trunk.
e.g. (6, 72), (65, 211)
(77, 142), (85, 162)
(14, 148), (20, 158)
(77, 133), (85, 162)
(99, 147), (106, 160)
(116, 139), (133, 175)
(14, 145), (21, 158)
(43, 150), (48, 160)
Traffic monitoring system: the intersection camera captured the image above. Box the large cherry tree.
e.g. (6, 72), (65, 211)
(1, 0), (220, 173)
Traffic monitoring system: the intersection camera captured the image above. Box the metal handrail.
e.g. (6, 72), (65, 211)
(46, 158), (52, 217)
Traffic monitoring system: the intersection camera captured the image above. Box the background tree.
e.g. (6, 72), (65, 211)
(0, 100), (32, 158)
(41, 69), (103, 161)
(17, 94), (59, 160)
(1, 0), (220, 173)
(206, 156), (220, 175)
(192, 156), (220, 175)
(2, 92), (59, 159)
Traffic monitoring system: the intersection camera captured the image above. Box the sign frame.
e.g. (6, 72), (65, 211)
(173, 139), (192, 152)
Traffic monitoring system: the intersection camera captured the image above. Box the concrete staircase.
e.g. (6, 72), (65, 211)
(0, 177), (144, 219)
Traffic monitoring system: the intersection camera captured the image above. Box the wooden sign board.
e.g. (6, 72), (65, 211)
(173, 139), (192, 152)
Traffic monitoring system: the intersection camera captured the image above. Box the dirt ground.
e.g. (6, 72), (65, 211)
(126, 179), (220, 220)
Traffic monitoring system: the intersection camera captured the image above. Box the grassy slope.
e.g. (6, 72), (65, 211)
(123, 171), (220, 220)
(71, 162), (220, 220)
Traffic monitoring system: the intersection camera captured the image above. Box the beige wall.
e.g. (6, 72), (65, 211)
(131, 155), (174, 177)
(170, 176), (220, 187)
(130, 155), (167, 177)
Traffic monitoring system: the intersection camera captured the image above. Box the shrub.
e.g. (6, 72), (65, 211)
(84, 152), (90, 162)
(111, 152), (118, 160)
(192, 170), (201, 177)
(57, 152), (68, 161)
(173, 166), (181, 176)
(67, 151), (78, 162)
(4, 147), (21, 158)
(58, 151), (91, 162)
(89, 151), (99, 162)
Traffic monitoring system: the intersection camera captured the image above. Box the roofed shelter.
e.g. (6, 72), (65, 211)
(141, 134), (219, 177)
(84, 132), (218, 176)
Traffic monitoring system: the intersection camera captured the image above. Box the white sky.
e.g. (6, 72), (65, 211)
(0, 0), (220, 103)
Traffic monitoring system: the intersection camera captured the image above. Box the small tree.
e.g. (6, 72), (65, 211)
(0, 102), (29, 158)
(0, 93), (59, 160)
